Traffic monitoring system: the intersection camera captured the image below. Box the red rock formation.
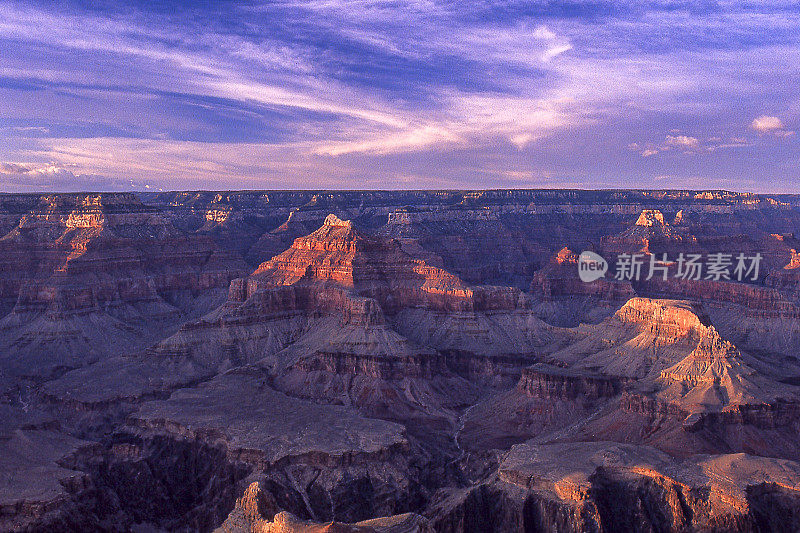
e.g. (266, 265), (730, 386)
(601, 209), (695, 255)
(0, 193), (247, 311)
(479, 441), (800, 532)
(614, 296), (711, 337)
(218, 483), (432, 533)
(0, 194), (249, 377)
(6, 191), (800, 532)
(247, 214), (528, 314)
(656, 327), (776, 410)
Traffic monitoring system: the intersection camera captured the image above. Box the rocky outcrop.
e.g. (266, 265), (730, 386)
(499, 297), (800, 460)
(518, 363), (625, 401)
(216, 482), (432, 533)
(266, 311), (482, 423)
(635, 278), (800, 362)
(43, 211), (530, 409)
(601, 209), (695, 255)
(473, 441), (800, 532)
(529, 247), (635, 325)
(546, 298), (714, 380)
(248, 214), (529, 314)
(0, 193), (249, 379)
(637, 278), (800, 318)
(614, 297), (711, 336)
(656, 328), (765, 408)
(530, 248), (634, 300)
(124, 371), (437, 528)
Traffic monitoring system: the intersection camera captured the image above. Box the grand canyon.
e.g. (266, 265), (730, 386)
(0, 190), (799, 532)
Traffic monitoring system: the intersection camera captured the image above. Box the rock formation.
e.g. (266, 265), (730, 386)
(0, 194), (249, 381)
(529, 247), (634, 326)
(216, 482), (432, 532)
(3, 190), (800, 532)
(601, 209), (695, 255)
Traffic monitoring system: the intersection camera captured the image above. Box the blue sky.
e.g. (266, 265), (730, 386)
(0, 0), (798, 192)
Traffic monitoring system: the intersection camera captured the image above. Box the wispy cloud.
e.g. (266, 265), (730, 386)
(0, 1), (798, 190)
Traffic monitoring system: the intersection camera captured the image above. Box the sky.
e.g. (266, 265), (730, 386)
(0, 0), (798, 192)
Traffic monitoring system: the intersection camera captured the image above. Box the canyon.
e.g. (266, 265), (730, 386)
(2, 190), (800, 532)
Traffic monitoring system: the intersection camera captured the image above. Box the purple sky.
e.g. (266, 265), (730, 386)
(0, 1), (799, 192)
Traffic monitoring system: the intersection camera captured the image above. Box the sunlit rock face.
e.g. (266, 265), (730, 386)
(0, 193), (249, 380)
(4, 190), (800, 531)
(601, 208), (696, 256)
(247, 213), (530, 315)
(635, 209), (667, 227)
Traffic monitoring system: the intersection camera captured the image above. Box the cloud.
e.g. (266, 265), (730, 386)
(0, 161), (146, 192)
(750, 115), (794, 137)
(2, 126), (50, 135)
(634, 134), (703, 157)
(0, 2), (798, 190)
(0, 162), (33, 174)
(314, 126), (461, 156)
(665, 135), (700, 149)
(510, 133), (535, 149)
(751, 115), (784, 132)
(541, 44), (573, 61)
